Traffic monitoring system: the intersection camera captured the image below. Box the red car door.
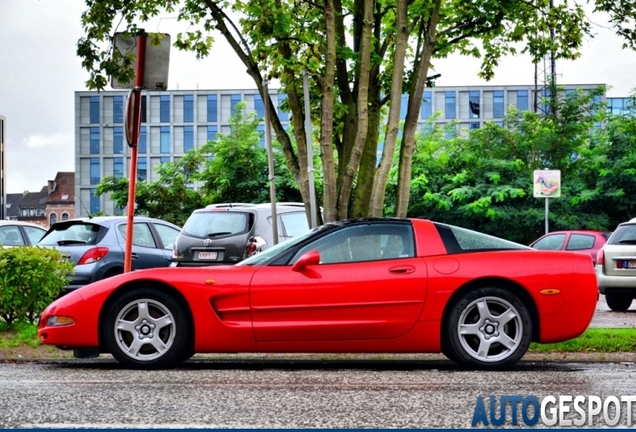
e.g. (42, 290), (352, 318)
(249, 221), (427, 342)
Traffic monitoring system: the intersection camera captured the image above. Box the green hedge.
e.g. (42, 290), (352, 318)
(0, 247), (75, 328)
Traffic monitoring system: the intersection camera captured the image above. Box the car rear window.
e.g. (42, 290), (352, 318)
(182, 211), (250, 238)
(434, 222), (529, 253)
(38, 222), (101, 246)
(608, 225), (636, 245)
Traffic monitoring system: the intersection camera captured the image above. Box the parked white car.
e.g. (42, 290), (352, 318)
(0, 220), (47, 247)
(596, 218), (636, 311)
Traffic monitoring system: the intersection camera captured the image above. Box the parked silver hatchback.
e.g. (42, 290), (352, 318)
(596, 218), (636, 311)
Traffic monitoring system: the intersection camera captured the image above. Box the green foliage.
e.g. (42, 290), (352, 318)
(194, 102), (302, 204)
(404, 87), (636, 244)
(0, 247), (74, 329)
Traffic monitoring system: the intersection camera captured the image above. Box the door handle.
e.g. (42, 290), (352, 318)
(389, 265), (416, 274)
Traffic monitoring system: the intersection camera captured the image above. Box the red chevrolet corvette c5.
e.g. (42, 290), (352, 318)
(38, 218), (598, 370)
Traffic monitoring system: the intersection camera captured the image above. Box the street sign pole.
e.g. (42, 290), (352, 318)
(124, 32), (146, 273)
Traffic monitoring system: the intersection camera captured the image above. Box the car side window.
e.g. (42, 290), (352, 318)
(153, 223), (180, 250)
(24, 226), (46, 245)
(566, 234), (595, 251)
(0, 226), (25, 246)
(279, 212), (310, 237)
(533, 234), (566, 250)
(118, 223), (156, 248)
(291, 223), (414, 264)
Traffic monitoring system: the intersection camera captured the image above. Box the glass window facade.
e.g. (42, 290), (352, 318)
(421, 91), (432, 119)
(137, 157), (147, 181)
(207, 125), (217, 142)
(160, 95), (170, 122)
(207, 95), (217, 122)
(90, 96), (100, 123)
(445, 92), (456, 119)
(113, 96), (124, 123)
(184, 126), (194, 152)
(138, 126), (147, 154)
(517, 90), (528, 111)
(90, 127), (100, 154)
(160, 126), (170, 153)
(90, 158), (100, 185)
(90, 189), (100, 214)
(114, 157), (124, 178)
(469, 91), (480, 118)
(184, 94), (194, 122)
(469, 122), (480, 130)
(114, 126), (123, 154)
(255, 94), (265, 119)
(493, 90), (504, 118)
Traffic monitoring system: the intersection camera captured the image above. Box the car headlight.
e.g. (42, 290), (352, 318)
(46, 316), (75, 327)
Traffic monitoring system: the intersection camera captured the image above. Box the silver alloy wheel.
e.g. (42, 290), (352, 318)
(113, 298), (176, 362)
(456, 296), (523, 363)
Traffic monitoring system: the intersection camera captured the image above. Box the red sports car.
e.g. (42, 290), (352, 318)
(38, 218), (598, 370)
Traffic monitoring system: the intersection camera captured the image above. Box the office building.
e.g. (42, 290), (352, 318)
(74, 84), (608, 217)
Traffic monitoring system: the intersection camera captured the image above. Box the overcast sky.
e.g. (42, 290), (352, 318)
(1, 0), (635, 195)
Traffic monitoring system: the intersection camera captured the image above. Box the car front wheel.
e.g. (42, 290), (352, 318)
(605, 292), (633, 311)
(104, 288), (191, 369)
(444, 287), (532, 370)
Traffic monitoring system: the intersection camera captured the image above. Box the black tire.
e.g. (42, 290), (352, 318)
(103, 288), (191, 369)
(605, 292), (633, 311)
(443, 287), (532, 370)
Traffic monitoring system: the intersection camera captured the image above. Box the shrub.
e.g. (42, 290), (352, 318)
(0, 247), (74, 328)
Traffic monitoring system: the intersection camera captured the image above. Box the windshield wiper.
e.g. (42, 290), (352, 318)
(206, 232), (232, 238)
(57, 240), (87, 245)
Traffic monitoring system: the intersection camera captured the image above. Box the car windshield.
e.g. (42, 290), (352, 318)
(237, 228), (317, 266)
(182, 212), (249, 238)
(38, 222), (101, 246)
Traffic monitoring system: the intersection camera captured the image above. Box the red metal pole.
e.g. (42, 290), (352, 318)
(124, 32), (146, 273)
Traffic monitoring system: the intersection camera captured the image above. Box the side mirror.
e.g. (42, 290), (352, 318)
(291, 250), (321, 278)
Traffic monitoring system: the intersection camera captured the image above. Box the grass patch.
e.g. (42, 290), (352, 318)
(1, 325), (635, 353)
(0, 322), (41, 348)
(529, 328), (636, 353)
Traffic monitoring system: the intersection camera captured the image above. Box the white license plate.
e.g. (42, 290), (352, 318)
(198, 251), (218, 260)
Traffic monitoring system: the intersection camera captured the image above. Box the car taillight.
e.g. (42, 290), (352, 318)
(244, 236), (267, 258)
(78, 247), (109, 265)
(596, 249), (604, 266)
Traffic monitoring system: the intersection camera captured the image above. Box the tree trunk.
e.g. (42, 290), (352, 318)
(396, 0), (441, 217)
(371, 0), (409, 217)
(321, 0), (338, 222)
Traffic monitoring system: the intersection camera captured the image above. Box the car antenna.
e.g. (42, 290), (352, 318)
(79, 197), (93, 219)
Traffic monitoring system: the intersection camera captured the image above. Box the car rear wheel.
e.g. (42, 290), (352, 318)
(444, 287), (531, 370)
(605, 292), (633, 311)
(104, 288), (191, 369)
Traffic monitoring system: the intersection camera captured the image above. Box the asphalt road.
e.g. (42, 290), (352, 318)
(1, 358), (636, 429)
(0, 295), (633, 429)
(590, 294), (636, 328)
